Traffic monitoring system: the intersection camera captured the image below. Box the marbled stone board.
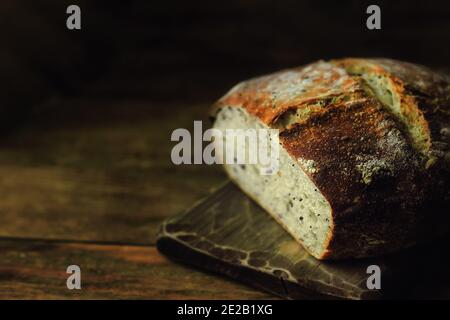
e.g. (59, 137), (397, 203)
(157, 182), (450, 300)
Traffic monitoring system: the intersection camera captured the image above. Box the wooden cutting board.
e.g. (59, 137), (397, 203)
(157, 182), (450, 299)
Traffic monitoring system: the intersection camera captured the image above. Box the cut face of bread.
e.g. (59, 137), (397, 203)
(213, 106), (332, 259)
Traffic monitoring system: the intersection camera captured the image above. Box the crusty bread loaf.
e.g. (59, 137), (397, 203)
(211, 58), (450, 260)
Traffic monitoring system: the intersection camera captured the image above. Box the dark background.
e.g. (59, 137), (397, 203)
(0, 0), (450, 299)
(2, 0), (450, 125)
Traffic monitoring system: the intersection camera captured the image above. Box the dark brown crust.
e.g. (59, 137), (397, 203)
(373, 58), (450, 167)
(334, 58), (450, 165)
(281, 100), (426, 259)
(212, 58), (450, 260)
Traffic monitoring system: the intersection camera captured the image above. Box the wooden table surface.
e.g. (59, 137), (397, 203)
(0, 94), (274, 299)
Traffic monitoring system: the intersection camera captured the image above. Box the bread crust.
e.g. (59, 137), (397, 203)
(212, 58), (450, 259)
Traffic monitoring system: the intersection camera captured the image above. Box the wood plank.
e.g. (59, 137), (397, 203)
(0, 99), (226, 244)
(158, 182), (450, 299)
(0, 239), (273, 299)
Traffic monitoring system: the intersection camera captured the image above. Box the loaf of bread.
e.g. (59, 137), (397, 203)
(211, 58), (450, 260)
